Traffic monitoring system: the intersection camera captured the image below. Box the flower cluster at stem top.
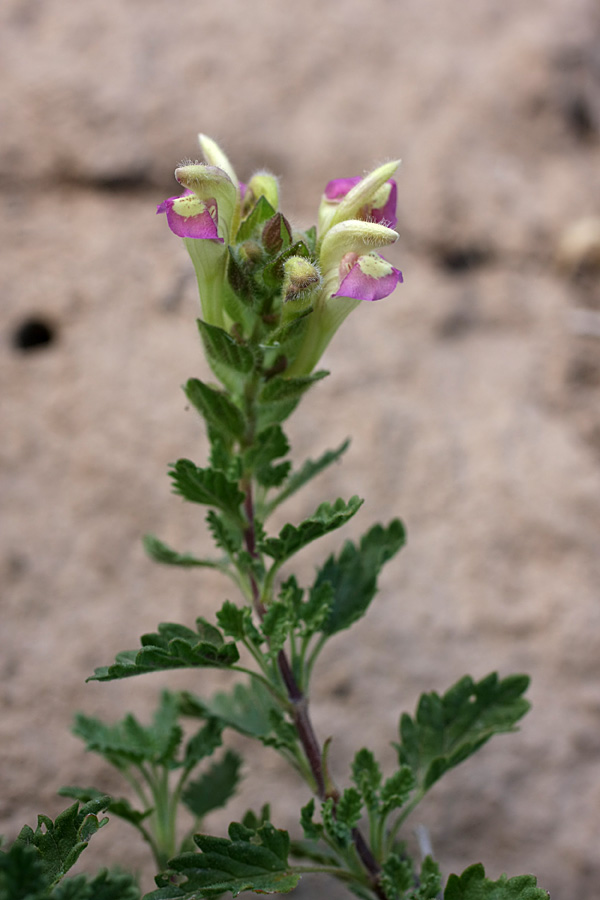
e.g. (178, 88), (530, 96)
(158, 135), (402, 377)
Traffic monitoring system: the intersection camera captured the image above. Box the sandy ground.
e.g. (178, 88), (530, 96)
(2, 1), (600, 896)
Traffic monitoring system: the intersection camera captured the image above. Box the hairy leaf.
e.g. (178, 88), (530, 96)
(72, 691), (182, 767)
(169, 461), (245, 519)
(336, 788), (363, 831)
(146, 821), (299, 898)
(58, 788), (152, 828)
(380, 767), (415, 817)
(244, 424), (291, 489)
(180, 680), (279, 742)
(315, 519), (406, 636)
(184, 717), (224, 769)
(259, 496), (363, 565)
(267, 439), (350, 513)
(351, 748), (382, 812)
(185, 379), (245, 445)
(396, 673), (531, 792)
(257, 371), (328, 429)
(88, 620), (239, 682)
(206, 510), (243, 557)
(143, 535), (224, 570)
(261, 601), (294, 653)
(236, 195), (276, 242)
(196, 319), (254, 396)
(380, 852), (413, 898)
(299, 799), (323, 842)
(14, 799), (110, 888)
(444, 863), (548, 900)
(182, 750), (242, 820)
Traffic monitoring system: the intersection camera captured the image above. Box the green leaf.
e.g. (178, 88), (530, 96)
(259, 496), (364, 565)
(443, 863), (548, 899)
(58, 788), (152, 828)
(299, 581), (333, 638)
(317, 519), (406, 636)
(261, 601), (294, 653)
(262, 239), (312, 290)
(143, 535), (223, 570)
(196, 319), (255, 396)
(72, 692), (182, 766)
(216, 600), (247, 640)
(380, 767), (415, 817)
(236, 195), (277, 242)
(299, 799), (323, 842)
(182, 750), (242, 820)
(185, 379), (246, 445)
(75, 869), (140, 900)
(321, 798), (352, 848)
(169, 461), (245, 520)
(396, 673), (531, 792)
(244, 425), (291, 489)
(0, 841), (45, 900)
(257, 371), (328, 429)
(146, 821), (299, 898)
(184, 717), (224, 769)
(267, 439), (350, 513)
(88, 620), (239, 682)
(180, 680), (279, 742)
(351, 748), (382, 812)
(410, 856), (442, 900)
(336, 787), (363, 831)
(206, 510), (243, 557)
(380, 852), (413, 898)
(14, 799), (110, 888)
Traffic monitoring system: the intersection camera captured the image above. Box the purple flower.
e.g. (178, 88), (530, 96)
(332, 252), (403, 302)
(323, 176), (397, 229)
(157, 191), (223, 242)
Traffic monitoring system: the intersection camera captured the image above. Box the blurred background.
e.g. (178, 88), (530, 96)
(2, 0), (600, 895)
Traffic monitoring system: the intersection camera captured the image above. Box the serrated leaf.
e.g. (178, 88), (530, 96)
(266, 439), (350, 513)
(261, 601), (294, 653)
(410, 856), (443, 900)
(443, 863), (548, 900)
(196, 319), (255, 395)
(72, 692), (182, 767)
(0, 841), (45, 900)
(257, 370), (328, 429)
(236, 195), (277, 242)
(380, 767), (415, 817)
(336, 787), (363, 830)
(182, 750), (242, 820)
(206, 510), (243, 556)
(299, 799), (323, 842)
(300, 581), (333, 638)
(185, 378), (245, 446)
(14, 799), (110, 888)
(396, 673), (531, 792)
(321, 798), (351, 848)
(58, 788), (152, 828)
(145, 821), (299, 899)
(184, 717), (224, 769)
(316, 519), (406, 636)
(77, 869), (140, 900)
(143, 535), (224, 571)
(351, 748), (382, 812)
(244, 425), (291, 489)
(169, 461), (245, 519)
(380, 852), (413, 898)
(259, 496), (363, 565)
(180, 680), (279, 742)
(88, 621), (239, 682)
(216, 601), (247, 639)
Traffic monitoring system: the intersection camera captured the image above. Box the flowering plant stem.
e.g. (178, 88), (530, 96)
(0, 136), (549, 900)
